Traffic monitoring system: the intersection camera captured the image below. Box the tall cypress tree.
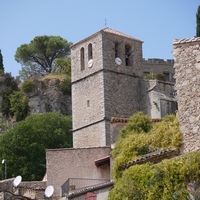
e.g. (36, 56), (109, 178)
(196, 6), (200, 37)
(0, 50), (4, 74)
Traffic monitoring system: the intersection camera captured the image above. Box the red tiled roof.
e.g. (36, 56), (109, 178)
(66, 181), (113, 198)
(173, 37), (200, 45)
(110, 117), (129, 123)
(111, 117), (163, 123)
(94, 156), (110, 167)
(71, 27), (143, 49)
(17, 181), (46, 190)
(119, 148), (180, 170)
(102, 28), (143, 42)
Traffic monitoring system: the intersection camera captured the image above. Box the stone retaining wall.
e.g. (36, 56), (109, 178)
(173, 37), (200, 153)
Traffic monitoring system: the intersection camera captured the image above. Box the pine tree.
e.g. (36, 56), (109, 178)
(196, 6), (200, 37)
(0, 50), (4, 74)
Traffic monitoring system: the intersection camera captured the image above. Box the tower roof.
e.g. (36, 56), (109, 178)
(70, 27), (143, 49)
(101, 27), (143, 42)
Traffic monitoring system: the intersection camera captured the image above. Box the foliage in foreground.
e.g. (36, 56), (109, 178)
(112, 112), (182, 179)
(109, 151), (200, 200)
(0, 112), (72, 181)
(109, 112), (187, 199)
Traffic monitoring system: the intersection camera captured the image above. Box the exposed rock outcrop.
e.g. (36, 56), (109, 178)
(23, 74), (72, 116)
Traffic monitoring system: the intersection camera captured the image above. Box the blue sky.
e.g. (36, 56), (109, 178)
(1, 0), (199, 77)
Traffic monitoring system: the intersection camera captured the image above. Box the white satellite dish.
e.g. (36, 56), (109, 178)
(88, 59), (93, 68)
(44, 185), (54, 198)
(115, 57), (122, 65)
(13, 175), (22, 187)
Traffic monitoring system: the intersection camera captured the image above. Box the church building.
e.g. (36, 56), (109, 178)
(70, 27), (176, 148)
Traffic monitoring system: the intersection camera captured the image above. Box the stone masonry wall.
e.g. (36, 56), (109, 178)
(102, 30), (143, 77)
(140, 80), (176, 118)
(104, 72), (141, 119)
(142, 58), (175, 82)
(173, 37), (200, 153)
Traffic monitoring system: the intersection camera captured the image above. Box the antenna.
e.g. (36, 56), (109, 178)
(44, 185), (54, 198)
(13, 175), (22, 187)
(104, 18), (108, 27)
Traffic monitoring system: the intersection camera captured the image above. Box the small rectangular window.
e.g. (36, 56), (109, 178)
(87, 100), (90, 107)
(80, 47), (85, 71)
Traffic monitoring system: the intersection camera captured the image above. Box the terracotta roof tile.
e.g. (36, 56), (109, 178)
(110, 117), (129, 123)
(17, 181), (46, 190)
(71, 27), (143, 48)
(94, 156), (110, 167)
(119, 148), (180, 170)
(66, 181), (113, 198)
(173, 37), (200, 45)
(111, 117), (163, 123)
(102, 28), (143, 42)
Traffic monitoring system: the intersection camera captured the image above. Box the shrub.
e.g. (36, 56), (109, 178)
(21, 79), (35, 93)
(111, 114), (182, 180)
(10, 91), (29, 121)
(120, 112), (152, 138)
(60, 75), (71, 95)
(109, 151), (200, 200)
(145, 73), (165, 81)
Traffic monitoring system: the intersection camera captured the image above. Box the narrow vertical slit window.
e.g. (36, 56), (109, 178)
(115, 42), (119, 58)
(80, 47), (85, 70)
(87, 100), (90, 107)
(125, 44), (131, 66)
(88, 43), (93, 60)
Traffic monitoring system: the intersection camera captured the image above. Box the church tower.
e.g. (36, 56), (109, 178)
(71, 28), (143, 148)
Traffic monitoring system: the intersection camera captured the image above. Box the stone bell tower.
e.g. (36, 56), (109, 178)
(70, 28), (143, 148)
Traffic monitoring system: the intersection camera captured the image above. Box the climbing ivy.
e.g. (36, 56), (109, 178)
(109, 151), (200, 200)
(112, 113), (182, 180)
(108, 112), (195, 199)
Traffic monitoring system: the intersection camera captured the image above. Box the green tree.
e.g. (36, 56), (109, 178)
(197, 5), (200, 37)
(0, 50), (4, 74)
(0, 73), (19, 118)
(15, 35), (72, 73)
(0, 115), (9, 136)
(53, 58), (71, 75)
(10, 91), (29, 121)
(0, 112), (72, 181)
(19, 63), (46, 81)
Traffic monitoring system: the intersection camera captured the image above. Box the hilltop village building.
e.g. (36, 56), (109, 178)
(46, 28), (176, 199)
(70, 28), (176, 148)
(0, 28), (177, 200)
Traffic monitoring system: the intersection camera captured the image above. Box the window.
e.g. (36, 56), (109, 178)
(115, 42), (119, 58)
(125, 44), (131, 66)
(163, 71), (170, 81)
(80, 47), (85, 70)
(88, 43), (93, 60)
(87, 100), (90, 107)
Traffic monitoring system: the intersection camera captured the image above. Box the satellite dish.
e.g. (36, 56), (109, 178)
(44, 185), (54, 198)
(88, 59), (93, 68)
(13, 175), (22, 187)
(115, 57), (122, 65)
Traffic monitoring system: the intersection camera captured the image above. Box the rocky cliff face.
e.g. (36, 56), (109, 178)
(24, 75), (72, 116)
